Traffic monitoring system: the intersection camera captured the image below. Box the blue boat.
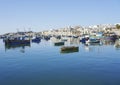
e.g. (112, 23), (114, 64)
(80, 37), (89, 43)
(4, 37), (30, 45)
(5, 39), (30, 45)
(32, 37), (41, 43)
(5, 42), (30, 49)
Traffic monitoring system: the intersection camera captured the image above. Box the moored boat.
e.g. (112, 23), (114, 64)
(43, 36), (51, 41)
(88, 39), (100, 43)
(73, 35), (79, 38)
(80, 37), (89, 44)
(5, 42), (30, 49)
(4, 37), (30, 45)
(61, 46), (79, 53)
(32, 37), (41, 43)
(54, 42), (64, 46)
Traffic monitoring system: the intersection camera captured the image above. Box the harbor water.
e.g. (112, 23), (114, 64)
(0, 38), (120, 85)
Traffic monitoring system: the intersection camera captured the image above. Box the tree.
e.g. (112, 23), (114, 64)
(116, 24), (120, 29)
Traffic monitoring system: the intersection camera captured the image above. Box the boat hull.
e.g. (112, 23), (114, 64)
(54, 42), (64, 46)
(5, 40), (30, 45)
(61, 46), (79, 53)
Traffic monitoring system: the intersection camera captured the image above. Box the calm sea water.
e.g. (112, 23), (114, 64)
(0, 38), (120, 85)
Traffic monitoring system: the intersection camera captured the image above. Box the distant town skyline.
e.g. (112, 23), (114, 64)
(0, 0), (120, 34)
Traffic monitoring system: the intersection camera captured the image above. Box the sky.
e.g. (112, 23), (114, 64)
(0, 0), (120, 34)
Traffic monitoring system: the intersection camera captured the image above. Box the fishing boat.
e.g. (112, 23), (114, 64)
(61, 46), (79, 53)
(103, 33), (118, 42)
(5, 43), (30, 49)
(32, 37), (41, 43)
(55, 35), (61, 39)
(5, 37), (30, 45)
(43, 36), (51, 41)
(80, 37), (89, 44)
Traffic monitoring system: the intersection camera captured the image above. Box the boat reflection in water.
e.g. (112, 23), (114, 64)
(102, 40), (115, 45)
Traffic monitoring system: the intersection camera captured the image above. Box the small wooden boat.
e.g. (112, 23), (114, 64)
(61, 46), (79, 53)
(54, 42), (64, 46)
